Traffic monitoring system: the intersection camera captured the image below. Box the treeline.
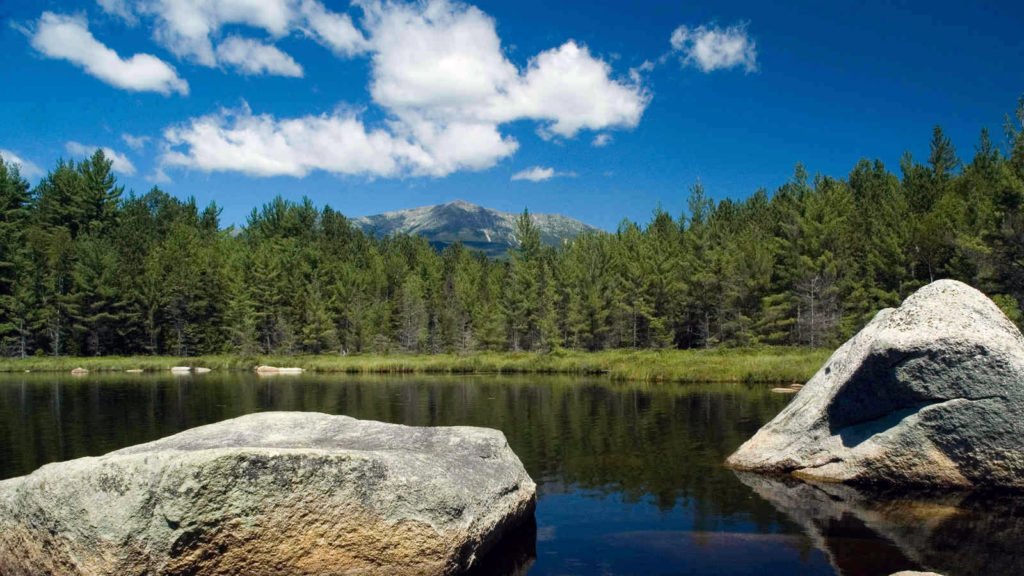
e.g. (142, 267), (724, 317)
(3, 99), (1024, 357)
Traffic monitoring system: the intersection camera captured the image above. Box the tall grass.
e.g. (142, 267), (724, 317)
(0, 347), (832, 383)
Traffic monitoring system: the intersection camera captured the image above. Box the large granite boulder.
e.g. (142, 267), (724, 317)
(0, 412), (536, 575)
(727, 279), (1024, 488)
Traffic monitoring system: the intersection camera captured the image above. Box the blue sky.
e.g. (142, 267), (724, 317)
(2, 0), (1023, 230)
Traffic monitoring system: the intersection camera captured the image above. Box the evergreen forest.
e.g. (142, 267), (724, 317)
(4, 98), (1024, 358)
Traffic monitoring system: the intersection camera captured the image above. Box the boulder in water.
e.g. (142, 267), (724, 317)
(0, 412), (536, 575)
(728, 280), (1024, 488)
(255, 365), (304, 374)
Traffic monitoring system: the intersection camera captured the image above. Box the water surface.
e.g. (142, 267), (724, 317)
(1, 372), (1018, 575)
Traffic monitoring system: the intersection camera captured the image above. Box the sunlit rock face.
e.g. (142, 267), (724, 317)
(736, 471), (1024, 576)
(728, 279), (1024, 488)
(0, 412), (536, 576)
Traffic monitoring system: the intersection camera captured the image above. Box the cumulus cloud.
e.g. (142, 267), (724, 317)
(122, 133), (151, 150)
(670, 22), (757, 73)
(66, 141), (137, 175)
(98, 0), (366, 68)
(162, 105), (426, 177)
(119, 0), (295, 66)
(511, 166), (574, 182)
(299, 0), (369, 57)
(30, 12), (188, 95)
(592, 133), (613, 147)
(0, 149), (44, 180)
(364, 1), (647, 138)
(161, 0), (649, 179)
(215, 36), (303, 77)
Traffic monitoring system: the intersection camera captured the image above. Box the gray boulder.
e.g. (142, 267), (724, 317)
(727, 279), (1024, 488)
(0, 412), (536, 575)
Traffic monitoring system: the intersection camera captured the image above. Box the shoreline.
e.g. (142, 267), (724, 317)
(0, 348), (831, 383)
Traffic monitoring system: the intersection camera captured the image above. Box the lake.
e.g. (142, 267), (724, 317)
(1, 372), (1020, 575)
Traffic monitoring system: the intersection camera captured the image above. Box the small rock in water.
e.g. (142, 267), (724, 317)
(125, 369), (144, 373)
(70, 367), (88, 375)
(771, 387), (798, 394)
(0, 412), (536, 576)
(193, 367), (212, 374)
(170, 366), (191, 374)
(255, 365), (304, 375)
(728, 279), (1024, 489)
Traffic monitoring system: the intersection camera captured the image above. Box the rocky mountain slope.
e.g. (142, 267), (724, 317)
(351, 200), (598, 257)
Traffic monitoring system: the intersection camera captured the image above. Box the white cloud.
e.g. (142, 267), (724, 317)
(158, 0), (649, 179)
(629, 60), (654, 84)
(511, 166), (554, 182)
(122, 133), (151, 150)
(363, 1), (648, 137)
(0, 149), (44, 180)
(502, 42), (648, 138)
(149, 167), (172, 184)
(299, 0), (368, 57)
(100, 0), (366, 69)
(97, 0), (137, 24)
(30, 12), (189, 95)
(216, 36), (303, 77)
(511, 166), (574, 182)
(670, 22), (757, 73)
(592, 133), (612, 147)
(162, 105), (425, 177)
(130, 0), (296, 66)
(66, 141), (137, 175)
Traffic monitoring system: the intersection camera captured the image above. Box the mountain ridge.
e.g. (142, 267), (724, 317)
(351, 200), (598, 257)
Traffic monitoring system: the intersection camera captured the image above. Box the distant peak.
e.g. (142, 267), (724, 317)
(351, 200), (597, 258)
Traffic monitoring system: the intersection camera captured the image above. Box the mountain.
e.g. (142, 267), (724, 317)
(351, 200), (599, 257)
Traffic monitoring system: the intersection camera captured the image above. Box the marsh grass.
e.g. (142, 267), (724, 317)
(0, 347), (831, 383)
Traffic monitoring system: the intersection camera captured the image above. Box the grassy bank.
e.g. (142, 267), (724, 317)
(0, 347), (832, 383)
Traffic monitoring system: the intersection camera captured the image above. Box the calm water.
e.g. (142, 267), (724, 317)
(1, 372), (1021, 575)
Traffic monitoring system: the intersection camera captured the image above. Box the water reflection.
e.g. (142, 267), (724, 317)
(3, 372), (1020, 574)
(735, 471), (1024, 576)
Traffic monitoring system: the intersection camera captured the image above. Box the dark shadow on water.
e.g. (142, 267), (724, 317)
(735, 471), (1024, 576)
(465, 515), (537, 576)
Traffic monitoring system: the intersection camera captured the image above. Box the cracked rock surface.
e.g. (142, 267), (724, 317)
(0, 412), (537, 575)
(727, 279), (1024, 488)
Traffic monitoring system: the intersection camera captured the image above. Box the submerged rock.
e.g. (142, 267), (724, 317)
(0, 412), (536, 575)
(727, 279), (1024, 488)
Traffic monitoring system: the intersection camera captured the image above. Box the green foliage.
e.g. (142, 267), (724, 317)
(0, 347), (831, 383)
(4, 98), (1024, 358)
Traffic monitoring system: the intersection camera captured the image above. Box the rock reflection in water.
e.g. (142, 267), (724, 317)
(735, 471), (1024, 576)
